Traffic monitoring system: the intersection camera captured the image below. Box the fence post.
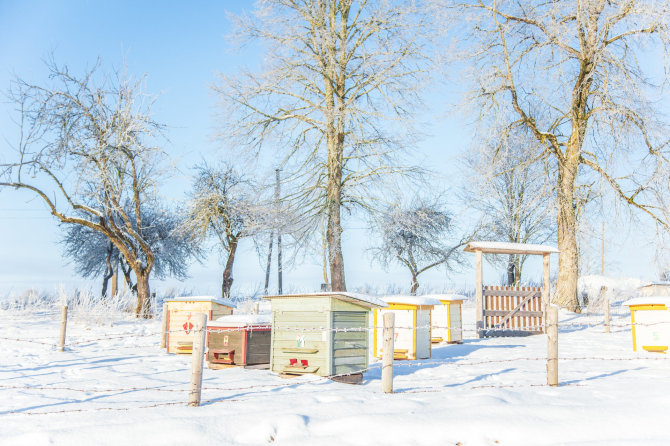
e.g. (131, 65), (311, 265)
(189, 313), (208, 407)
(604, 296), (610, 333)
(382, 312), (395, 394)
(58, 305), (68, 352)
(475, 250), (484, 338)
(253, 302), (260, 315)
(546, 305), (558, 386)
(160, 303), (168, 349)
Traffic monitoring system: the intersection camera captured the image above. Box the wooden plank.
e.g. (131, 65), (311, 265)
(483, 310), (543, 318)
(333, 348), (367, 358)
(333, 356), (367, 366)
(498, 291), (535, 329)
(484, 288), (541, 297)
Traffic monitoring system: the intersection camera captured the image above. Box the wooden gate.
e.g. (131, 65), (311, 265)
(483, 286), (543, 337)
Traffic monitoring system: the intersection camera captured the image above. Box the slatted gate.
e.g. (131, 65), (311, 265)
(483, 285), (543, 337)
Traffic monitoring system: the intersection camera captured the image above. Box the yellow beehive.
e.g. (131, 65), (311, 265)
(625, 296), (670, 354)
(373, 296), (440, 360)
(425, 294), (465, 344)
(165, 296), (235, 354)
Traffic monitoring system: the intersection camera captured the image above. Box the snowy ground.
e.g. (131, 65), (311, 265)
(1, 304), (669, 446)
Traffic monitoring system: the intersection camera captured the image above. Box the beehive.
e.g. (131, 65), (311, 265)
(373, 296), (440, 360)
(207, 314), (272, 368)
(165, 296), (235, 354)
(264, 292), (385, 378)
(625, 296), (670, 353)
(426, 294), (465, 344)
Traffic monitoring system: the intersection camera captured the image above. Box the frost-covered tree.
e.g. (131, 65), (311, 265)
(369, 197), (466, 294)
(183, 163), (269, 299)
(61, 225), (122, 298)
(0, 61), (168, 317)
(451, 0), (670, 310)
(466, 127), (555, 285)
(62, 204), (199, 299)
(216, 0), (431, 291)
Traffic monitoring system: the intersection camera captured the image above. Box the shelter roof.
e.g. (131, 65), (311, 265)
(464, 241), (559, 255)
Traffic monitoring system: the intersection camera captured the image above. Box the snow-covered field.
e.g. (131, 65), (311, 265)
(1, 302), (669, 446)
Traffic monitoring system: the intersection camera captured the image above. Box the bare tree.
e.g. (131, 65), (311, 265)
(216, 0), (431, 291)
(466, 126), (555, 285)
(0, 60), (167, 317)
(183, 163), (270, 299)
(452, 0), (670, 310)
(369, 196), (465, 294)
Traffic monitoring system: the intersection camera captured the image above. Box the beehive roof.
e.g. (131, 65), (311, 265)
(380, 295), (442, 307)
(209, 314), (272, 327)
(624, 296), (670, 306)
(420, 293), (467, 303)
(263, 292), (386, 309)
(165, 296), (236, 308)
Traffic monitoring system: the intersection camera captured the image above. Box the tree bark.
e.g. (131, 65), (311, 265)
(222, 237), (238, 299)
(555, 157), (580, 311)
(410, 273), (419, 295)
(101, 244), (114, 298)
(134, 270), (151, 318)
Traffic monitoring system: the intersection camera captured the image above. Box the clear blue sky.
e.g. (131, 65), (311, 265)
(0, 1), (660, 298)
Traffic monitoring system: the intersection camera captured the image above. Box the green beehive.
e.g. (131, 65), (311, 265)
(263, 293), (385, 379)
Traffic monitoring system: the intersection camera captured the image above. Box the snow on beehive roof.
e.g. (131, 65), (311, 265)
(420, 293), (467, 302)
(165, 296), (236, 308)
(464, 241), (559, 255)
(210, 314), (272, 327)
(263, 292), (386, 308)
(380, 295), (442, 306)
(624, 296), (670, 306)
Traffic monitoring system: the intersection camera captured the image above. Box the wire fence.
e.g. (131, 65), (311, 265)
(1, 308), (669, 416)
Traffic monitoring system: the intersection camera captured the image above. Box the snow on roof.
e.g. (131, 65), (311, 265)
(209, 314), (272, 327)
(464, 241), (559, 255)
(380, 295), (442, 306)
(165, 296), (236, 308)
(263, 292), (386, 308)
(640, 282), (670, 287)
(624, 296), (670, 307)
(420, 294), (467, 302)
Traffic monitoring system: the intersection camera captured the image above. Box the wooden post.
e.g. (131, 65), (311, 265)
(253, 302), (260, 315)
(542, 253), (550, 333)
(546, 305), (558, 386)
(382, 312), (395, 394)
(604, 296), (610, 334)
(475, 250), (483, 338)
(189, 313), (207, 407)
(58, 305), (68, 352)
(160, 303), (168, 349)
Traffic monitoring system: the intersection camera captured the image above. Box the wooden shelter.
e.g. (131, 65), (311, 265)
(207, 314), (272, 368)
(165, 296), (235, 354)
(425, 294), (465, 344)
(373, 296), (440, 360)
(263, 292), (385, 379)
(464, 241), (558, 338)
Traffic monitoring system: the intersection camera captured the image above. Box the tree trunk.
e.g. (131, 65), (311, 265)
(111, 263), (118, 297)
(222, 238), (238, 299)
(506, 254), (516, 286)
(555, 159), (580, 311)
(134, 270), (151, 318)
(325, 110), (346, 291)
(410, 273), (419, 295)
